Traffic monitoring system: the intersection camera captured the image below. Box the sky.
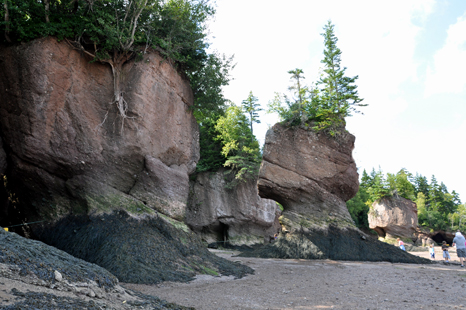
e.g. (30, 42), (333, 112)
(206, 0), (466, 202)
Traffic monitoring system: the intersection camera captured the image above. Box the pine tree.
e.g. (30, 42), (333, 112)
(241, 91), (262, 140)
(316, 20), (365, 130)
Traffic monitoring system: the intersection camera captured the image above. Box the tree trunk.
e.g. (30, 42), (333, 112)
(4, 0), (11, 42)
(44, 0), (50, 23)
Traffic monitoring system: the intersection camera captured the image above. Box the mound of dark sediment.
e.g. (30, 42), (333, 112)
(0, 228), (118, 288)
(238, 225), (431, 264)
(35, 210), (253, 284)
(0, 288), (193, 310)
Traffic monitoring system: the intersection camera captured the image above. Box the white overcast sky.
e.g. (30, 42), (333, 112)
(206, 0), (466, 201)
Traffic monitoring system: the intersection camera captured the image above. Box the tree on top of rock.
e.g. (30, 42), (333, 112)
(314, 20), (366, 132)
(267, 21), (365, 135)
(1, 0), (230, 132)
(241, 91), (262, 140)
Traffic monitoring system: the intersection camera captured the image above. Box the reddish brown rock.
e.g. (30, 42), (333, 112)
(258, 123), (359, 222)
(368, 196), (418, 239)
(0, 37), (199, 222)
(242, 124), (430, 264)
(187, 170), (281, 245)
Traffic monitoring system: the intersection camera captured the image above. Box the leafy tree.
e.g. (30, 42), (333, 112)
(241, 91), (262, 139)
(346, 184), (370, 229)
(196, 114), (226, 173)
(214, 104), (261, 187)
(1, 0), (221, 127)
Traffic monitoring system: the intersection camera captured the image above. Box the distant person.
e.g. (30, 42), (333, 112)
(442, 241), (450, 263)
(397, 238), (406, 251)
(452, 231), (466, 268)
(429, 244), (435, 260)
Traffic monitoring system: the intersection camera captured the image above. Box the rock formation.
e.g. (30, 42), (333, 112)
(0, 37), (253, 283)
(241, 124), (430, 263)
(0, 37), (198, 223)
(258, 123), (358, 224)
(368, 196), (418, 239)
(187, 170), (281, 245)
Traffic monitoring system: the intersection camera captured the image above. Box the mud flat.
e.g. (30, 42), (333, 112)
(126, 248), (466, 310)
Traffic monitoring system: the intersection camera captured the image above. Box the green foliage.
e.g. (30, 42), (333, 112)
(349, 168), (463, 232)
(196, 114), (226, 173)
(267, 21), (365, 135)
(189, 52), (234, 121)
(2, 0), (214, 68)
(241, 91), (262, 138)
(346, 185), (370, 229)
(215, 104), (261, 188)
(386, 168), (416, 200)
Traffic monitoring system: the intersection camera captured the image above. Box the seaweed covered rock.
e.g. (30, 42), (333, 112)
(238, 224), (430, 264)
(368, 196), (418, 239)
(0, 229), (195, 309)
(0, 228), (118, 288)
(248, 124), (429, 263)
(35, 210), (253, 284)
(0, 37), (198, 225)
(187, 170), (281, 246)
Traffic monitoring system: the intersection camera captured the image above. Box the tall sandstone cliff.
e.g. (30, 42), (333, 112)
(240, 124), (429, 264)
(0, 37), (254, 283)
(0, 37), (198, 222)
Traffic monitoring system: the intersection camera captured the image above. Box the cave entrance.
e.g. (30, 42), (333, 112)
(431, 232), (452, 245)
(372, 226), (386, 238)
(217, 222), (229, 245)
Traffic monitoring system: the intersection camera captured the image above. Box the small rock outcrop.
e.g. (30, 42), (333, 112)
(187, 170), (281, 245)
(368, 196), (418, 239)
(241, 124), (430, 264)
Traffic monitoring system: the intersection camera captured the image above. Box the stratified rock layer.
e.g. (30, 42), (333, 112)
(187, 170), (280, 245)
(245, 124), (430, 264)
(0, 37), (199, 222)
(369, 196), (418, 239)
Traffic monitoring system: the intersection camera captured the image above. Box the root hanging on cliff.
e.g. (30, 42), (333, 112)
(65, 38), (135, 134)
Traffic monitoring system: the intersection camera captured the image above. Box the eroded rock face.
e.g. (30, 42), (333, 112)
(247, 124), (429, 264)
(258, 123), (358, 222)
(187, 170), (281, 245)
(0, 37), (199, 223)
(368, 196), (418, 239)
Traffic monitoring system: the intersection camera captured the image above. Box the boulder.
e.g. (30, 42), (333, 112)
(368, 196), (418, 239)
(186, 170), (281, 246)
(240, 124), (430, 264)
(0, 37), (199, 222)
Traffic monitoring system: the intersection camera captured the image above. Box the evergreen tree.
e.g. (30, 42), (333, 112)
(241, 91), (262, 140)
(315, 20), (365, 131)
(267, 68), (311, 126)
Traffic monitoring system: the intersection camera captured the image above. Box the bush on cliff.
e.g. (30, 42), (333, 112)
(1, 0), (233, 123)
